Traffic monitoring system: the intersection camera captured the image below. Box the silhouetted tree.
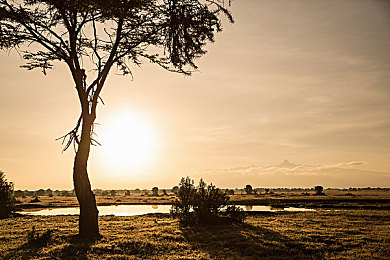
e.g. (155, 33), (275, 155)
(14, 190), (25, 197)
(171, 186), (179, 195)
(36, 189), (45, 196)
(244, 184), (253, 195)
(0, 171), (15, 218)
(0, 0), (233, 239)
(152, 187), (159, 196)
(162, 189), (168, 196)
(226, 189), (234, 195)
(314, 186), (324, 195)
(46, 189), (53, 197)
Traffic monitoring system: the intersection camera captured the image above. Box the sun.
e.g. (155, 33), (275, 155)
(98, 111), (157, 171)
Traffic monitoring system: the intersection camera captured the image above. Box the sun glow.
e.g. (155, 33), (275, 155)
(98, 111), (158, 172)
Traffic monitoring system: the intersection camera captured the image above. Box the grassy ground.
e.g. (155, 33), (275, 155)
(1, 210), (389, 259)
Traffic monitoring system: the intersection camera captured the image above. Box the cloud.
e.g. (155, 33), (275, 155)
(191, 160), (390, 188)
(333, 161), (367, 168)
(195, 160), (367, 178)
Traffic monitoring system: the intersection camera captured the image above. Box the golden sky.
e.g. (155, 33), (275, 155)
(1, 0), (390, 189)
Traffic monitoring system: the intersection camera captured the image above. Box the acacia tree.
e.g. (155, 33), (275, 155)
(0, 0), (232, 239)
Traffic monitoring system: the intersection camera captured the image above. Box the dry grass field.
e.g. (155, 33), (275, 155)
(1, 210), (389, 259)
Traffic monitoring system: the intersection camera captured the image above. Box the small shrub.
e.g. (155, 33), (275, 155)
(171, 177), (238, 225)
(0, 171), (15, 218)
(225, 205), (246, 223)
(152, 187), (159, 196)
(193, 179), (229, 223)
(27, 226), (53, 246)
(29, 197), (41, 203)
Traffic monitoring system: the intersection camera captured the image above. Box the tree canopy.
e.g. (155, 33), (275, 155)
(0, 0), (233, 149)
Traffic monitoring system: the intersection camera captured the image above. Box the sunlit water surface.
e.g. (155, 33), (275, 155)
(23, 205), (313, 216)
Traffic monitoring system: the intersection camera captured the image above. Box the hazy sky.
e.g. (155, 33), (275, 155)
(1, 0), (389, 189)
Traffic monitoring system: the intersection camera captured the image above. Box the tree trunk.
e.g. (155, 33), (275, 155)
(73, 113), (100, 239)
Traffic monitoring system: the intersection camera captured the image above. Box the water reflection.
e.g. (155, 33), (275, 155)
(23, 204), (314, 216)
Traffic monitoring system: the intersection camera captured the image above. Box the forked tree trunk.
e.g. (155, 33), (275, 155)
(73, 114), (100, 239)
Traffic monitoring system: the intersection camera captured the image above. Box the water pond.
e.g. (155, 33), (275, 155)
(23, 204), (313, 216)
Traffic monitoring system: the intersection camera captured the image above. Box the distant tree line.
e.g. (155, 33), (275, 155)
(12, 186), (390, 198)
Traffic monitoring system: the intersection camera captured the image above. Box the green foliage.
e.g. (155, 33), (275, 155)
(0, 171), (15, 218)
(171, 176), (243, 225)
(26, 226), (53, 246)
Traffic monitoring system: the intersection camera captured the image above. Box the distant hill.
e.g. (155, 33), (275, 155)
(277, 160), (299, 168)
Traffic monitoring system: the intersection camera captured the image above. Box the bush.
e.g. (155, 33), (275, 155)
(0, 171), (15, 218)
(171, 176), (196, 223)
(152, 187), (159, 196)
(314, 186), (325, 195)
(244, 184), (253, 195)
(30, 197), (41, 203)
(225, 205), (246, 223)
(171, 177), (244, 225)
(193, 179), (229, 223)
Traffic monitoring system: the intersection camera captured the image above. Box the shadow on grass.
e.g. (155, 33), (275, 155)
(2, 232), (100, 260)
(180, 213), (316, 260)
(57, 235), (102, 260)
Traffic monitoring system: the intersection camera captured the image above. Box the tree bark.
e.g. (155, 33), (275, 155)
(73, 113), (100, 239)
